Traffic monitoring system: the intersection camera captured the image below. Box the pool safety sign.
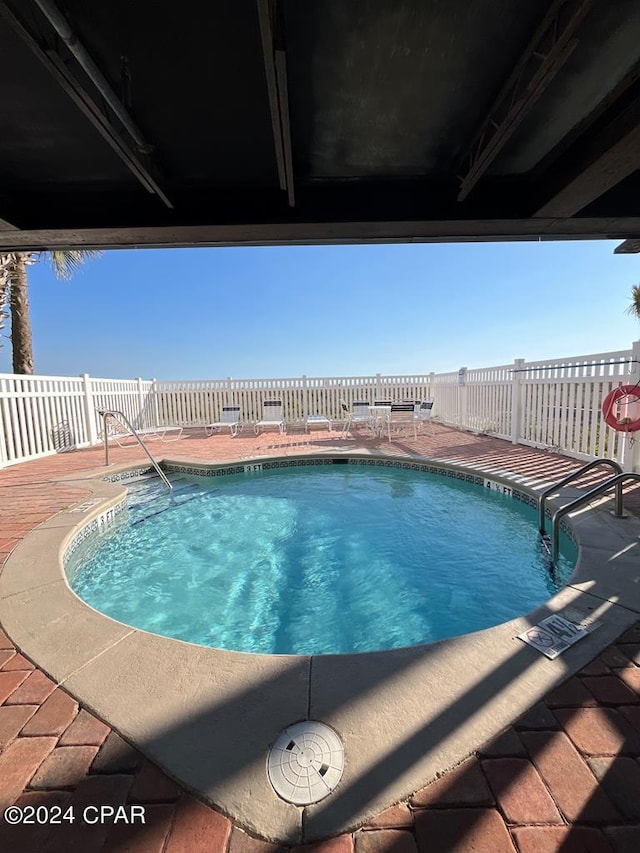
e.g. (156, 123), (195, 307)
(518, 614), (591, 659)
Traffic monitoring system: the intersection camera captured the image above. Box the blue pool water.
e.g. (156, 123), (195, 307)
(68, 465), (577, 655)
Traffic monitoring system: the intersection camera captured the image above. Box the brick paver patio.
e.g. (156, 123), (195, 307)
(1, 423), (640, 852)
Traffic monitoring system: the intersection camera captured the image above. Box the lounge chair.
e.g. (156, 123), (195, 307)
(255, 400), (286, 434)
(205, 406), (243, 437)
(100, 413), (183, 446)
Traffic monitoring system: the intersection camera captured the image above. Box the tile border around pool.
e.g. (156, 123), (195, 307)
(63, 500), (128, 565)
(2, 452), (640, 843)
(102, 464), (156, 483)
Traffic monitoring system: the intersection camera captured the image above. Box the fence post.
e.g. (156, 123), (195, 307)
(302, 375), (308, 422)
(225, 377), (233, 424)
(622, 341), (640, 472)
(151, 378), (160, 428)
(458, 367), (467, 427)
(136, 377), (145, 428)
(0, 378), (8, 466)
(428, 372), (435, 402)
(375, 373), (382, 401)
(511, 358), (525, 445)
(80, 373), (98, 445)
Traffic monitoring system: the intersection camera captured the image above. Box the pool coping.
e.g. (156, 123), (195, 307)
(1, 450), (640, 843)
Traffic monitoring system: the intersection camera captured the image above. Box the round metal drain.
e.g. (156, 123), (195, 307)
(267, 721), (344, 805)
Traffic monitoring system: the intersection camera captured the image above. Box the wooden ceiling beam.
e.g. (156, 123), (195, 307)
(2, 217), (640, 252)
(614, 239), (640, 254)
(256, 0), (287, 192)
(0, 1), (173, 208)
(457, 0), (594, 202)
(535, 94), (640, 217)
(256, 0), (295, 206)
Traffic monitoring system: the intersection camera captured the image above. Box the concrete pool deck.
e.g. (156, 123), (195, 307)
(2, 423), (640, 851)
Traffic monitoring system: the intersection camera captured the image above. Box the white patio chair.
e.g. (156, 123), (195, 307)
(205, 406), (243, 437)
(341, 401), (374, 436)
(255, 400), (286, 434)
(415, 400), (434, 432)
(389, 403), (417, 440)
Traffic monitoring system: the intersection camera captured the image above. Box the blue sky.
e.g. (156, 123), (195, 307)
(1, 240), (638, 380)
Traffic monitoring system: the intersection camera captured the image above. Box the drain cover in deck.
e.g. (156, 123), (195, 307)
(267, 721), (344, 805)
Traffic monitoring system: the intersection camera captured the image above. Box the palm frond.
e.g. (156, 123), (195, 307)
(44, 249), (103, 280)
(626, 284), (640, 319)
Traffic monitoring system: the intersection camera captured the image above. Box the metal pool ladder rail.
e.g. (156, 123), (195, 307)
(537, 458), (640, 565)
(548, 472), (640, 565)
(97, 409), (172, 491)
(538, 458), (622, 535)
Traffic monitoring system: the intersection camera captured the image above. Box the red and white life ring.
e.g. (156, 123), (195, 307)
(602, 385), (640, 433)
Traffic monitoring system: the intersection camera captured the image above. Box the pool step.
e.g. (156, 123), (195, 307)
(127, 477), (211, 525)
(125, 475), (189, 505)
(131, 492), (211, 525)
(127, 477), (190, 502)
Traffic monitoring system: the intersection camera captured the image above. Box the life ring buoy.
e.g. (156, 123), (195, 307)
(602, 385), (640, 433)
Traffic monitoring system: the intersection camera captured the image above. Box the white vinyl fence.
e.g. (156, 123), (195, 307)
(155, 374), (433, 427)
(0, 374), (154, 466)
(1, 343), (639, 469)
(432, 343), (640, 468)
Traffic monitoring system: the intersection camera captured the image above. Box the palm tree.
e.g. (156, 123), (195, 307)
(626, 284), (640, 321)
(0, 250), (101, 374)
(0, 254), (12, 353)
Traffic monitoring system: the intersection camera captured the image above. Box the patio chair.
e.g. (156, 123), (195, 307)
(100, 412), (183, 446)
(205, 406), (243, 437)
(415, 400), (434, 432)
(388, 403), (417, 440)
(255, 400), (286, 434)
(341, 401), (374, 436)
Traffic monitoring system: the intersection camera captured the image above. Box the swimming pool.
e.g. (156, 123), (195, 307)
(67, 461), (577, 654)
(5, 451), (637, 842)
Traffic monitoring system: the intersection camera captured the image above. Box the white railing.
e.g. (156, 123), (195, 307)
(434, 345), (639, 468)
(515, 349), (634, 463)
(0, 374), (88, 466)
(1, 344), (639, 469)
(0, 374), (154, 466)
(155, 374), (433, 427)
(431, 364), (514, 439)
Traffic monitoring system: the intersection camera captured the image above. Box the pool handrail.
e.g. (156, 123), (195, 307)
(538, 458), (622, 534)
(97, 409), (173, 491)
(550, 471), (640, 564)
